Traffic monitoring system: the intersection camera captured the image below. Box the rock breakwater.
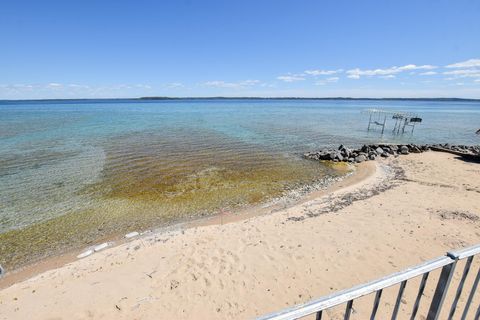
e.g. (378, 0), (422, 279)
(304, 143), (480, 163)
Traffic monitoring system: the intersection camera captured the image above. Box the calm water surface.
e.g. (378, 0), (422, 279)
(1, 99), (479, 268)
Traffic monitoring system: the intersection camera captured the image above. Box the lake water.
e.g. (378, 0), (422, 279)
(1, 98), (479, 269)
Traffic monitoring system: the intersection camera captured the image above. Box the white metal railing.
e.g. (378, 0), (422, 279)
(257, 243), (480, 320)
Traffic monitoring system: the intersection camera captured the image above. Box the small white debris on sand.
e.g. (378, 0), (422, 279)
(125, 231), (140, 239)
(93, 243), (110, 252)
(76, 250), (94, 259)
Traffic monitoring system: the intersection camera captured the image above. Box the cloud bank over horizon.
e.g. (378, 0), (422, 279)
(1, 58), (479, 99)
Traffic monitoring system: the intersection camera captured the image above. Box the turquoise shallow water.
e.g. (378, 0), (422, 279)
(0, 98), (479, 268)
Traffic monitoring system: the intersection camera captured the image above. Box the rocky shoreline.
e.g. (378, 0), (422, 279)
(304, 143), (480, 163)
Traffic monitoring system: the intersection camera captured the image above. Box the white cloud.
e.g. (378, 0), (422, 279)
(203, 81), (238, 88)
(304, 69), (342, 76)
(346, 68), (392, 78)
(446, 59), (480, 68)
(397, 64), (436, 71)
(203, 79), (261, 88)
(165, 82), (184, 88)
(276, 75), (305, 82)
(419, 71), (437, 76)
(347, 74), (360, 79)
(444, 69), (479, 75)
(2, 84), (35, 89)
(68, 84), (90, 89)
(346, 64), (437, 79)
(315, 77), (339, 85)
(260, 83), (276, 88)
(443, 69), (480, 78)
(240, 79), (261, 86)
(380, 75), (395, 79)
(0, 82), (154, 99)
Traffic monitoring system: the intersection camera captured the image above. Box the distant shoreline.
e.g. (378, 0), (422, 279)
(1, 97), (480, 103)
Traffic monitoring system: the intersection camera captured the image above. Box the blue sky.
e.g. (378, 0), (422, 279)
(1, 0), (480, 99)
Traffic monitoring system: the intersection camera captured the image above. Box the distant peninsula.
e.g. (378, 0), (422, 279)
(139, 96), (480, 102)
(1, 97), (480, 103)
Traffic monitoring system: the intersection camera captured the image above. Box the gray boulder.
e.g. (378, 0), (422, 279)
(400, 145), (409, 155)
(340, 147), (352, 158)
(376, 147), (384, 155)
(410, 145), (421, 153)
(355, 155), (367, 163)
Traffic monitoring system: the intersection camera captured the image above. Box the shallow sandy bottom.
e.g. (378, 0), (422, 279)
(1, 151), (480, 319)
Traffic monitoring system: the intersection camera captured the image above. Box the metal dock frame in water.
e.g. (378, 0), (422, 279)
(364, 109), (422, 135)
(256, 243), (480, 320)
(365, 109), (388, 134)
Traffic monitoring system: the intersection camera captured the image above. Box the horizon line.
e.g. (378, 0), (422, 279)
(1, 96), (480, 102)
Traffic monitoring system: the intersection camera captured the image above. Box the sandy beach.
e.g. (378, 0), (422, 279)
(3, 2), (480, 319)
(1, 151), (479, 319)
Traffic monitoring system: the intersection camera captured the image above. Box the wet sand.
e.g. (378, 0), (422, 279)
(1, 151), (479, 319)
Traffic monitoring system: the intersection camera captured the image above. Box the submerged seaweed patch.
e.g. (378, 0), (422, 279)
(0, 131), (344, 270)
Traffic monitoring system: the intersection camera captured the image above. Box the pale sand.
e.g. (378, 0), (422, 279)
(1, 151), (479, 319)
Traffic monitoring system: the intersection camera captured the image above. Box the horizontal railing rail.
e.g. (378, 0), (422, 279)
(257, 243), (480, 320)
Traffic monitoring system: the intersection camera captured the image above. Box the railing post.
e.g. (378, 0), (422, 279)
(448, 256), (474, 319)
(427, 261), (456, 320)
(344, 300), (353, 320)
(370, 289), (383, 320)
(410, 272), (429, 320)
(460, 266), (480, 320)
(392, 280), (407, 320)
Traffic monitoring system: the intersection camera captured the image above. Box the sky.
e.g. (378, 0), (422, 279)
(1, 0), (480, 99)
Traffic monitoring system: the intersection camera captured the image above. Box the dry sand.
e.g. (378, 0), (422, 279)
(0, 151), (479, 319)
